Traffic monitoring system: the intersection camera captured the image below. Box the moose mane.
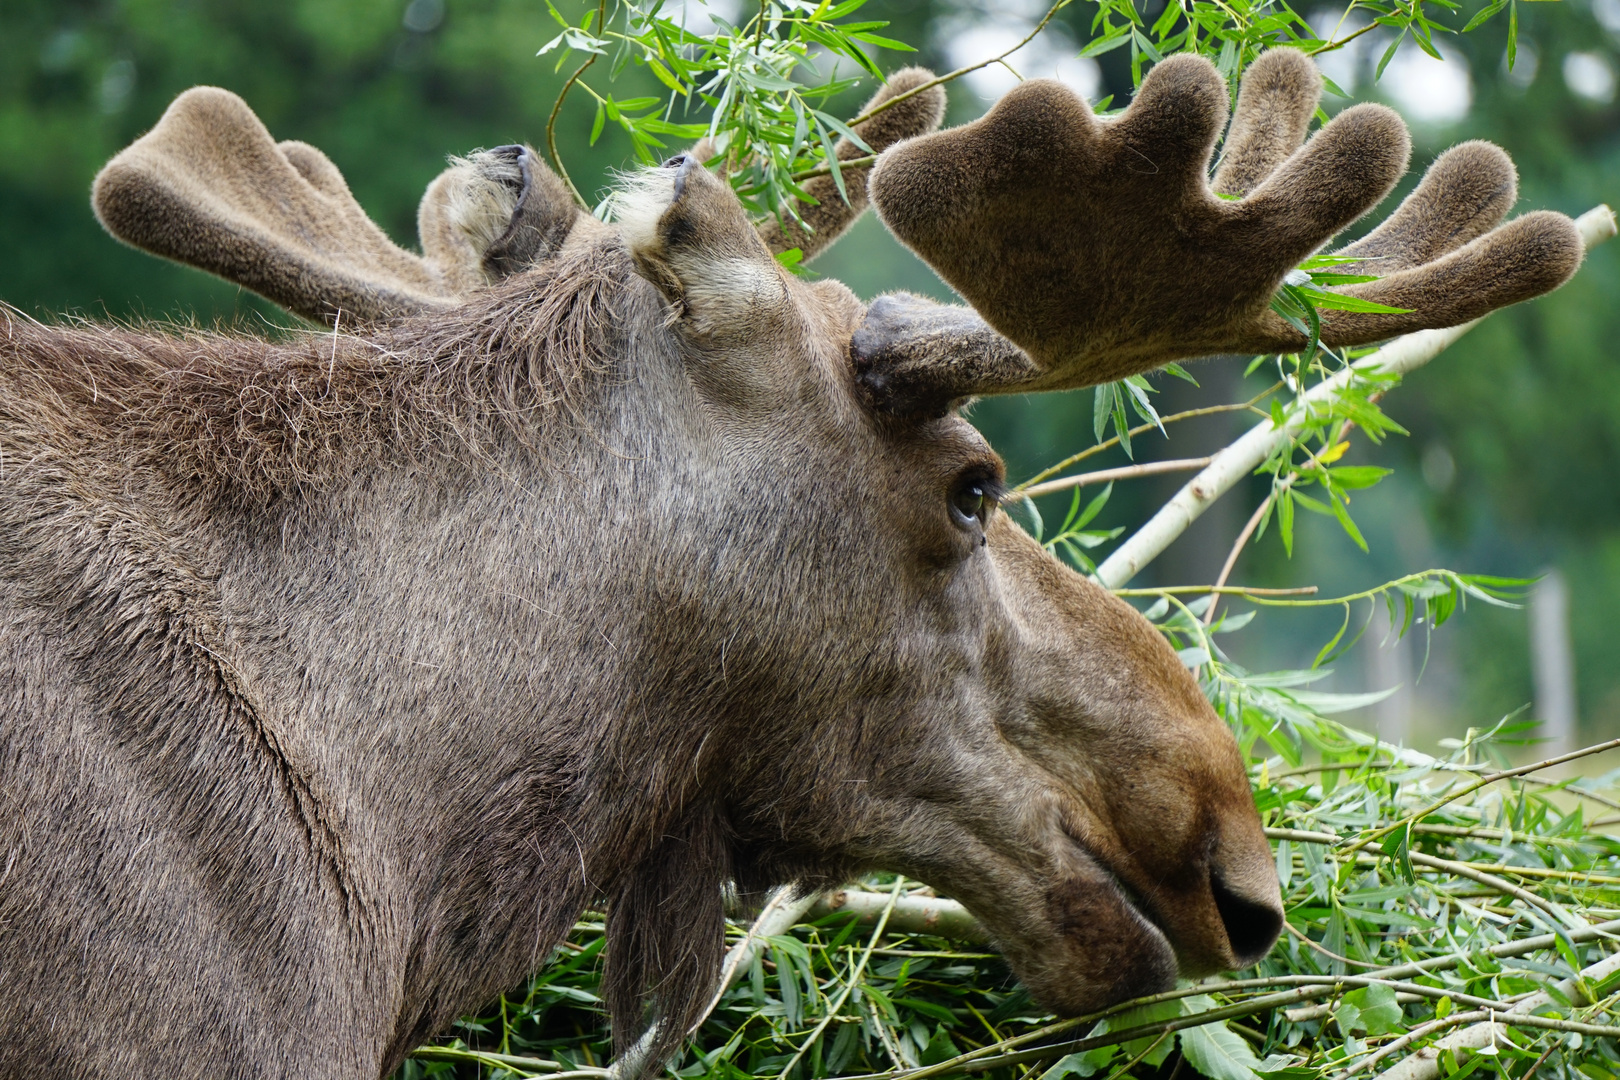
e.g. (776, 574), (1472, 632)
(0, 236), (638, 510)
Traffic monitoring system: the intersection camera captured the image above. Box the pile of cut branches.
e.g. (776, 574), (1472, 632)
(403, 722), (1620, 1080)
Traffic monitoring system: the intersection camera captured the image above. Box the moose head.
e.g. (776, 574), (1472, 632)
(0, 49), (1579, 1080)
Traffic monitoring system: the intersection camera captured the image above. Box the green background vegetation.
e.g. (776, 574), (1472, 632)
(3, 0), (1618, 744)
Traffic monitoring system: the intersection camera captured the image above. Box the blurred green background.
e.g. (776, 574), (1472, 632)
(4, 0), (1617, 750)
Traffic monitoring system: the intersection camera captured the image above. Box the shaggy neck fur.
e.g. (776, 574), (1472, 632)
(0, 240), (632, 510)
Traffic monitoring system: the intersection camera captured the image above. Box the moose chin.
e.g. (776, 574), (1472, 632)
(0, 47), (1580, 1080)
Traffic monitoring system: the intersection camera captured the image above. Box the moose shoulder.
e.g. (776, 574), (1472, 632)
(0, 50), (1579, 1080)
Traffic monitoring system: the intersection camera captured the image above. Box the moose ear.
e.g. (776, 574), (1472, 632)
(616, 155), (790, 345)
(417, 143), (582, 292)
(755, 68), (946, 263)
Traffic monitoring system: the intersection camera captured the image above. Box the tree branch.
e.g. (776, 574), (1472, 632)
(842, 0), (1072, 130)
(1094, 205), (1617, 590)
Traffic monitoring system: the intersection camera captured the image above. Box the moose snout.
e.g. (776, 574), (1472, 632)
(1210, 867), (1284, 967)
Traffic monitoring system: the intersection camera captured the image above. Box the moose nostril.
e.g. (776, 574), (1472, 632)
(1210, 872), (1283, 966)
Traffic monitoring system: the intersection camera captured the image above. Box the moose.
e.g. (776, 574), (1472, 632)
(0, 47), (1582, 1079)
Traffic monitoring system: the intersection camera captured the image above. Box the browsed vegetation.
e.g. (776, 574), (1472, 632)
(396, 1), (1620, 1078)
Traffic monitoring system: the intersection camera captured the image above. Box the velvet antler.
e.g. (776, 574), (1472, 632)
(93, 87), (582, 324)
(855, 49), (1584, 413)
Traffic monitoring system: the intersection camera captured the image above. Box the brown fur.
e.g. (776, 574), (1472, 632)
(3, 117), (1284, 1080)
(1212, 47), (1320, 197)
(860, 50), (1583, 412)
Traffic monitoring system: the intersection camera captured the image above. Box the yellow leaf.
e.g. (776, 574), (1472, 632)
(1316, 441), (1351, 465)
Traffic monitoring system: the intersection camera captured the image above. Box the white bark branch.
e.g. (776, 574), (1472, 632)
(1376, 945), (1620, 1080)
(1094, 205), (1617, 590)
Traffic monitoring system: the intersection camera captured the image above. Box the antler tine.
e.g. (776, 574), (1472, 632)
(94, 87), (456, 325)
(1265, 210), (1583, 350)
(1332, 141), (1519, 274)
(1211, 48), (1320, 197)
(855, 49), (1582, 414)
(95, 88), (585, 325)
(755, 68), (945, 262)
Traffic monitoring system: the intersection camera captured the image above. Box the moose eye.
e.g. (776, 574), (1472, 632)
(949, 475), (999, 529)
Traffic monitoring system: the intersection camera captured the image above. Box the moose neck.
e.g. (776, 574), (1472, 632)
(0, 247), (783, 1070)
(211, 316), (755, 1059)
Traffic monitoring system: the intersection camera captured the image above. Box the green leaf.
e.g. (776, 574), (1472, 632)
(1278, 488), (1295, 557)
(851, 31), (915, 49)
(1162, 362), (1200, 385)
(1328, 466), (1393, 490)
(1077, 482), (1114, 529)
(1327, 490), (1369, 551)
(1080, 29), (1132, 58)
(1180, 1019), (1262, 1080)
(1380, 820), (1416, 885)
(1344, 985), (1402, 1036)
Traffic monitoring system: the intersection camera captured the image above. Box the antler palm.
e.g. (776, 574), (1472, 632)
(857, 49), (1582, 409)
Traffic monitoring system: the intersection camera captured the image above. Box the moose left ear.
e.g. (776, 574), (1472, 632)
(417, 144), (582, 292)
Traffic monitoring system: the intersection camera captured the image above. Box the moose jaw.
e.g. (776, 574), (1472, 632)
(0, 49), (1582, 1080)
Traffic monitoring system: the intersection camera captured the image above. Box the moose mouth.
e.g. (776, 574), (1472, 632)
(988, 827), (1182, 1014)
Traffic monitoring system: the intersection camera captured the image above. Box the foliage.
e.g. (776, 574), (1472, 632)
(4, 0), (1618, 1075)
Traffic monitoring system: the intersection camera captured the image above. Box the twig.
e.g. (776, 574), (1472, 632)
(1344, 735), (1620, 856)
(1008, 458), (1214, 502)
(409, 1046), (610, 1077)
(694, 885), (822, 1033)
(1375, 946), (1620, 1080)
(838, 921), (1620, 1080)
(1095, 205), (1617, 589)
(1285, 920), (1387, 969)
(545, 0), (608, 209)
(1112, 585), (1318, 597)
(1204, 478), (1291, 624)
(811, 887), (988, 941)
(1016, 397), (1275, 491)
(842, 0), (1072, 130)
(1308, 21), (1381, 55)
(774, 877), (905, 1079)
(1517, 1042), (1559, 1080)
(792, 152), (879, 182)
(1406, 851), (1582, 927)
(1346, 1010), (1491, 1076)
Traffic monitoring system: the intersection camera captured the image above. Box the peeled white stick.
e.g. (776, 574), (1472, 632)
(1377, 945), (1620, 1080)
(1094, 205), (1618, 590)
(609, 886), (820, 1079)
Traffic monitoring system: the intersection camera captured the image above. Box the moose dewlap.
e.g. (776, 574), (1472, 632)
(0, 47), (1578, 1080)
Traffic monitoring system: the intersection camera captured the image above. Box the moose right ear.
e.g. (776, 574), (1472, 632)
(615, 155), (790, 344)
